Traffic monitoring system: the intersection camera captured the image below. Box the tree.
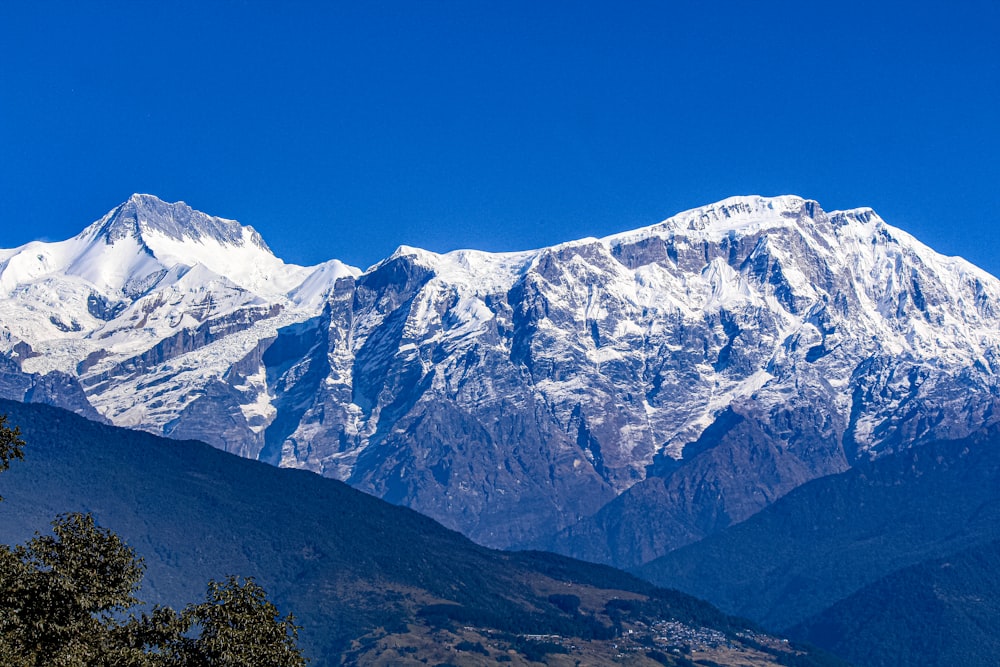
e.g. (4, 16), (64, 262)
(0, 415), (25, 500)
(0, 512), (146, 666)
(175, 576), (305, 667)
(0, 417), (308, 665)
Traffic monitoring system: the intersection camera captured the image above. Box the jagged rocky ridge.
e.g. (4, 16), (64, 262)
(2, 194), (999, 563)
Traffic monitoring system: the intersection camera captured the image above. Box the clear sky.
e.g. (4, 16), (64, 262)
(2, 1), (998, 274)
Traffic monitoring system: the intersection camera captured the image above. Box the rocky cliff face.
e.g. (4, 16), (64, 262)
(2, 194), (999, 562)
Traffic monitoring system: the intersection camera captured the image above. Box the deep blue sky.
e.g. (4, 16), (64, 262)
(2, 1), (998, 273)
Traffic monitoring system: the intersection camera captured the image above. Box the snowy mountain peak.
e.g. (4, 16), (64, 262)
(82, 194), (272, 252)
(664, 194), (814, 230)
(828, 206), (882, 228)
(600, 195), (819, 250)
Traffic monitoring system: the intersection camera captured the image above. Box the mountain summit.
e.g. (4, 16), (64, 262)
(83, 194), (272, 250)
(1, 194), (998, 565)
(63, 194), (302, 298)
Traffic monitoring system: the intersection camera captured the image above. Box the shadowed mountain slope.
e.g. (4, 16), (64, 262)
(790, 538), (1000, 667)
(637, 429), (1000, 638)
(0, 399), (838, 666)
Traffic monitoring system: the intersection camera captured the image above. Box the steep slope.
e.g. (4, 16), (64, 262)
(0, 399), (839, 667)
(3, 194), (1000, 559)
(635, 428), (1000, 633)
(790, 538), (1000, 667)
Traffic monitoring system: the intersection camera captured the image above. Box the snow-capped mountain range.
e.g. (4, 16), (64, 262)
(2, 193), (999, 565)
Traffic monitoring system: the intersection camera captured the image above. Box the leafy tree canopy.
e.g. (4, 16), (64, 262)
(0, 415), (25, 499)
(0, 415), (306, 666)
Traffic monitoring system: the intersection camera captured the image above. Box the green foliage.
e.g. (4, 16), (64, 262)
(0, 415), (306, 666)
(0, 515), (307, 666)
(0, 415), (25, 499)
(176, 576), (305, 667)
(547, 593), (580, 615)
(0, 513), (147, 665)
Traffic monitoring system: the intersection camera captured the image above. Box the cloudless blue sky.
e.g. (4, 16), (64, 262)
(2, 1), (998, 273)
